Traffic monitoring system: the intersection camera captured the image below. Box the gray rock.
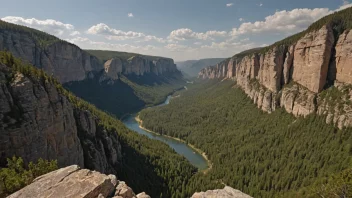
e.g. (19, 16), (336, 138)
(191, 186), (252, 198)
(8, 165), (149, 198)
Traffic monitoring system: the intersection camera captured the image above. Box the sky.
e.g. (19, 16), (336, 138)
(0, 0), (350, 61)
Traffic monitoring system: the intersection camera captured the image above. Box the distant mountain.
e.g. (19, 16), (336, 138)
(176, 58), (226, 77)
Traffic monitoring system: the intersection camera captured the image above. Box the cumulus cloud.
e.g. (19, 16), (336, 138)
(1, 16), (76, 36)
(257, 3), (263, 7)
(226, 3), (234, 7)
(67, 36), (159, 52)
(165, 44), (193, 52)
(87, 23), (165, 42)
(128, 13), (134, 18)
(168, 28), (227, 41)
(70, 31), (81, 36)
(239, 18), (244, 22)
(230, 8), (331, 37)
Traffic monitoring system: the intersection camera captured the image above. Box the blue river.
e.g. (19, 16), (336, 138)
(122, 95), (208, 170)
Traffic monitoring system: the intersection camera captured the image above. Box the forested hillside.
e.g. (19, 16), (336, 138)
(140, 80), (352, 197)
(64, 71), (185, 118)
(0, 51), (196, 197)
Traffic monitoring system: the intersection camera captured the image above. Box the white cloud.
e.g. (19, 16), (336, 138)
(67, 36), (159, 52)
(230, 8), (331, 37)
(87, 23), (165, 43)
(239, 18), (244, 22)
(194, 42), (202, 45)
(165, 44), (193, 52)
(168, 28), (227, 41)
(1, 16), (76, 36)
(70, 31), (80, 36)
(128, 13), (134, 18)
(257, 3), (263, 7)
(226, 3), (234, 7)
(343, 0), (350, 5)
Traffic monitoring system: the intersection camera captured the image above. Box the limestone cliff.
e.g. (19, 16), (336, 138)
(8, 165), (150, 198)
(198, 8), (352, 129)
(0, 62), (121, 175)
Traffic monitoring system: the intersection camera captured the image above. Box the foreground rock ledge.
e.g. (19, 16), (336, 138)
(8, 165), (150, 198)
(191, 186), (252, 198)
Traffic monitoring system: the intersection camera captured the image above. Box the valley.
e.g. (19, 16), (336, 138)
(139, 80), (352, 197)
(1, 2), (352, 198)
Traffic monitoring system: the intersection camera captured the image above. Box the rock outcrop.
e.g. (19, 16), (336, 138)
(335, 30), (352, 84)
(292, 25), (334, 93)
(0, 62), (121, 174)
(191, 186), (252, 198)
(8, 165), (150, 198)
(198, 21), (352, 129)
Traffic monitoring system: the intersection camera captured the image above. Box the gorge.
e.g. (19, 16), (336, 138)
(1, 3), (352, 198)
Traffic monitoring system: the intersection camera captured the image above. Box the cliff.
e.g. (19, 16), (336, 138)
(0, 20), (102, 83)
(0, 62), (121, 174)
(0, 20), (180, 83)
(198, 7), (352, 129)
(103, 56), (178, 81)
(8, 165), (150, 198)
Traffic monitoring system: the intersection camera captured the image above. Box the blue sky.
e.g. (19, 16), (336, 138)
(0, 0), (348, 61)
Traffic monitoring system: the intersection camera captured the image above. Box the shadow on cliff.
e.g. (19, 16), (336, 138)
(64, 77), (145, 118)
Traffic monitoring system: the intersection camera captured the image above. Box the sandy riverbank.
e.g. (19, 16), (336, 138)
(135, 115), (212, 174)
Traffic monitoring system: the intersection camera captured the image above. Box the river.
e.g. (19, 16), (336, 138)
(122, 95), (209, 170)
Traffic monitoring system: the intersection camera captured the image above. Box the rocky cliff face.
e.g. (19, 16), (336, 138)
(8, 165), (150, 198)
(0, 63), (122, 174)
(198, 59), (229, 79)
(292, 25), (335, 93)
(0, 29), (102, 83)
(198, 23), (352, 129)
(103, 56), (178, 80)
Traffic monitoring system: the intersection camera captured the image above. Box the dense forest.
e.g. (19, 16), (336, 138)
(0, 51), (196, 198)
(64, 71), (185, 118)
(140, 80), (352, 197)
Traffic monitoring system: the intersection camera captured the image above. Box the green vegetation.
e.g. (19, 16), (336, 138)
(0, 51), (196, 197)
(0, 20), (61, 47)
(0, 156), (58, 197)
(140, 80), (352, 197)
(313, 168), (352, 198)
(64, 72), (185, 118)
(86, 50), (169, 63)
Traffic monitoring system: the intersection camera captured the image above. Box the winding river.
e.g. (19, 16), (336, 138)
(122, 95), (209, 170)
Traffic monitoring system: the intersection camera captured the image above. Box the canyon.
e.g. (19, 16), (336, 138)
(199, 11), (352, 129)
(0, 20), (179, 84)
